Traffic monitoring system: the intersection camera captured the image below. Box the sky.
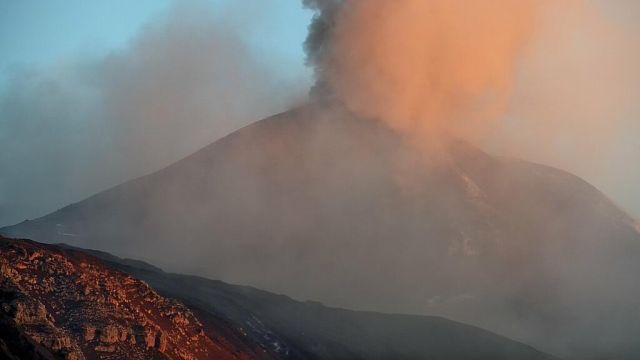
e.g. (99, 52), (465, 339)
(0, 0), (312, 90)
(0, 0), (167, 89)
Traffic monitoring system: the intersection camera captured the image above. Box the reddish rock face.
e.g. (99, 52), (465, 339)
(0, 236), (268, 360)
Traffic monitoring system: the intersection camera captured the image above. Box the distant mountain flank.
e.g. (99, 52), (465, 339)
(3, 103), (640, 358)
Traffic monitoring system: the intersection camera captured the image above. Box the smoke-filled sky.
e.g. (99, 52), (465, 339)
(0, 0), (314, 226)
(1, 0), (639, 226)
(304, 0), (640, 213)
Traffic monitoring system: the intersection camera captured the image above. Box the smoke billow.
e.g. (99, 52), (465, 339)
(490, 0), (640, 216)
(304, 0), (640, 216)
(0, 0), (306, 226)
(304, 0), (547, 147)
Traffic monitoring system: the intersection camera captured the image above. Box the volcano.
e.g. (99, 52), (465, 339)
(3, 103), (640, 358)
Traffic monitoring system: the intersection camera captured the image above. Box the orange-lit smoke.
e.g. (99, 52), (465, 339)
(306, 1), (640, 216)
(484, 0), (640, 216)
(310, 0), (549, 145)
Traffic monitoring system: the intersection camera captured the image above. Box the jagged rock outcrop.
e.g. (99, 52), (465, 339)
(0, 236), (267, 360)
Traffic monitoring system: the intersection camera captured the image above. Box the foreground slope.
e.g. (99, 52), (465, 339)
(0, 236), (268, 360)
(3, 104), (640, 357)
(92, 247), (558, 360)
(0, 236), (556, 360)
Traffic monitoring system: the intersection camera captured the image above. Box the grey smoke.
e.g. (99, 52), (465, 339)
(0, 1), (307, 226)
(302, 0), (342, 97)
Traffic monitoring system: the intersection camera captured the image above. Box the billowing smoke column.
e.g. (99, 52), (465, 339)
(303, 0), (640, 215)
(304, 0), (546, 146)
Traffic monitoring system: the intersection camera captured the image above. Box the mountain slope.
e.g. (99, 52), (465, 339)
(0, 236), (557, 360)
(134, 272), (557, 360)
(3, 103), (640, 358)
(0, 236), (270, 360)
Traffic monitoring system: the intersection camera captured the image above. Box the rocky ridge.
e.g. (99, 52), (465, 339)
(0, 236), (264, 360)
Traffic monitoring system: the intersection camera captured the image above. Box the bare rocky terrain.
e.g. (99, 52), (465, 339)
(0, 236), (268, 360)
(0, 235), (557, 360)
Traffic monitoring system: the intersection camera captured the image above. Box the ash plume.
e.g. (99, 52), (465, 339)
(303, 0), (547, 147)
(303, 0), (640, 215)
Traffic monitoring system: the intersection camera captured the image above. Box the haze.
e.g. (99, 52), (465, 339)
(2, 2), (640, 358)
